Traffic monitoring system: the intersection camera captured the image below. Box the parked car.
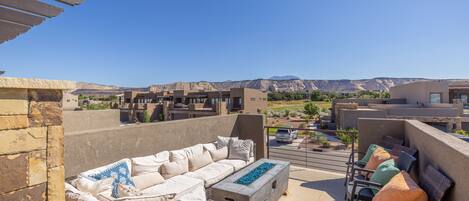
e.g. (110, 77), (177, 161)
(275, 128), (298, 143)
(307, 123), (317, 130)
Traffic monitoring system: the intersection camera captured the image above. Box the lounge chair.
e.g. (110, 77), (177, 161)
(346, 151), (417, 201)
(344, 136), (407, 185)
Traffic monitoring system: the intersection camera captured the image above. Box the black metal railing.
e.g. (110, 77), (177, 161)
(264, 126), (357, 173)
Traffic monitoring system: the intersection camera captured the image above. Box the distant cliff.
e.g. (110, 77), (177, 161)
(73, 77), (429, 95)
(148, 78), (428, 92)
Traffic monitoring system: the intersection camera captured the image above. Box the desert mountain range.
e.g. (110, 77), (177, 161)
(73, 77), (432, 95)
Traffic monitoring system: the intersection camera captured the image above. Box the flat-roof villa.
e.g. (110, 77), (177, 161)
(1, 1), (469, 201)
(120, 88), (267, 122)
(332, 80), (469, 132)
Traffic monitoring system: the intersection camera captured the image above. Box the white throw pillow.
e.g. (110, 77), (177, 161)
(117, 183), (143, 198)
(131, 151), (169, 176)
(188, 151), (213, 171)
(169, 149), (187, 162)
(75, 176), (114, 197)
(228, 139), (254, 161)
(216, 136), (238, 149)
(202, 142), (217, 152)
(170, 144), (204, 161)
(209, 146), (228, 162)
(131, 172), (165, 190)
(160, 159), (189, 179)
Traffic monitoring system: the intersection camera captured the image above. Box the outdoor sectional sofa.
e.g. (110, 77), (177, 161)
(65, 137), (255, 201)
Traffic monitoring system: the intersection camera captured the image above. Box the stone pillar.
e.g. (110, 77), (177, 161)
(453, 99), (464, 116)
(0, 77), (74, 201)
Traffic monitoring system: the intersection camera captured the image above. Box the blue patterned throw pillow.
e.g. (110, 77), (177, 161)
(89, 161), (135, 198)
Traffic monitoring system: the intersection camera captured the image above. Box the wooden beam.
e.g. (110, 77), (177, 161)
(0, 0), (63, 18)
(56, 0), (84, 6)
(0, 20), (30, 43)
(0, 7), (44, 26)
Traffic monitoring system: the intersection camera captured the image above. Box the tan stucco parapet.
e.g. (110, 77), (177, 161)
(0, 77), (76, 90)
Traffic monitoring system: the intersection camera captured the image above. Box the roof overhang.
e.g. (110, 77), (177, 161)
(0, 0), (83, 44)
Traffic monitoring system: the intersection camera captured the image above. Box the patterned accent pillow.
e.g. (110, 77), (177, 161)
(228, 139), (253, 161)
(89, 161), (135, 198)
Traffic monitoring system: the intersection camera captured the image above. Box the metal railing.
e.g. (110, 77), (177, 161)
(264, 126), (357, 173)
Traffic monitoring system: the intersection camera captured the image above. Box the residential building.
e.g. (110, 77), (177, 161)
(120, 88), (267, 122)
(62, 92), (79, 111)
(332, 80), (469, 131)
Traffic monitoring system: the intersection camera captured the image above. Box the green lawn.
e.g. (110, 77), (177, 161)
(267, 100), (331, 112)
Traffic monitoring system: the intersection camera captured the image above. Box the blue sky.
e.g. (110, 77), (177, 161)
(1, 0), (469, 87)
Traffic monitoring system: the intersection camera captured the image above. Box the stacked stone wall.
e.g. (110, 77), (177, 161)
(0, 84), (68, 200)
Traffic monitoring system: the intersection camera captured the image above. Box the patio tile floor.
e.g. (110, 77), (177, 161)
(280, 166), (345, 201)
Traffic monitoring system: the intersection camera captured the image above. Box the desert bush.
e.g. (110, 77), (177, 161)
(455, 130), (469, 136)
(299, 123), (306, 129)
(284, 109), (290, 117)
(143, 111), (151, 123)
(336, 128), (359, 147)
(321, 141), (331, 148)
(304, 102), (320, 118)
(289, 111), (298, 117)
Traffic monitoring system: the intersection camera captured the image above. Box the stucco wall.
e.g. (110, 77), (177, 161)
(339, 109), (386, 129)
(358, 118), (469, 201)
(331, 98), (406, 122)
(390, 81), (450, 105)
(386, 108), (459, 117)
(237, 114), (266, 160)
(63, 109), (121, 133)
(64, 114), (265, 177)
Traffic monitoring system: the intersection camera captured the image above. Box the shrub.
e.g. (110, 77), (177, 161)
(299, 123), (306, 129)
(321, 141), (331, 148)
(284, 109), (290, 117)
(304, 102), (320, 118)
(455, 130), (469, 137)
(336, 128), (359, 147)
(143, 111), (151, 123)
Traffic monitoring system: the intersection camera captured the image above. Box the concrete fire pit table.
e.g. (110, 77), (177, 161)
(210, 159), (290, 201)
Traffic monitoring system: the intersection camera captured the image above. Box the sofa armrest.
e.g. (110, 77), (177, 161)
(65, 182), (99, 201)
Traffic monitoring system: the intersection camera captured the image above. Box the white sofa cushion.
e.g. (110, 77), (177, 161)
(170, 144), (204, 161)
(217, 157), (255, 171)
(184, 162), (234, 188)
(188, 151), (213, 171)
(131, 151), (169, 176)
(209, 146), (228, 162)
(202, 143), (217, 152)
(175, 184), (206, 201)
(139, 175), (204, 197)
(75, 176), (114, 197)
(99, 184), (175, 201)
(160, 159), (189, 179)
(98, 175), (201, 201)
(132, 172), (165, 190)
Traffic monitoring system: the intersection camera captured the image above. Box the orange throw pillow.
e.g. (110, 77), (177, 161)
(365, 147), (392, 171)
(373, 171), (428, 201)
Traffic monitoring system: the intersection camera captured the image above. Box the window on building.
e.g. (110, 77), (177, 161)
(430, 93), (442, 104)
(461, 95), (468, 104)
(250, 98), (256, 101)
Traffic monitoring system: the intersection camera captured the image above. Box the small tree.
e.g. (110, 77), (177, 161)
(143, 111), (151, 123)
(304, 102), (320, 119)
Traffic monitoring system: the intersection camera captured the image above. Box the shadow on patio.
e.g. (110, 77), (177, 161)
(280, 166), (345, 201)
